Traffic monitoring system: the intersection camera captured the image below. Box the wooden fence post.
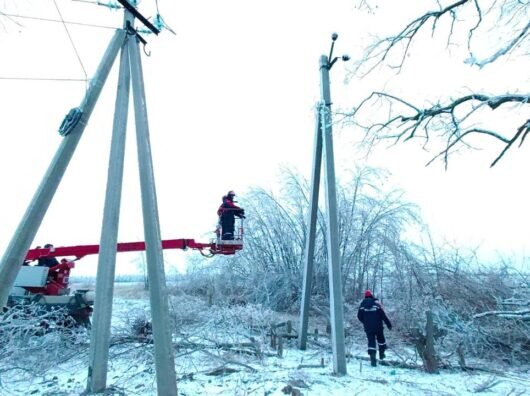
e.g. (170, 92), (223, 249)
(424, 310), (438, 373)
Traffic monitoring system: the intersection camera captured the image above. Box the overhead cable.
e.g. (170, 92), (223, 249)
(53, 0), (88, 84)
(0, 11), (24, 27)
(0, 12), (119, 30)
(0, 76), (87, 82)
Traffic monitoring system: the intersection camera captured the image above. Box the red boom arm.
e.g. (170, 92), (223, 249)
(25, 238), (242, 261)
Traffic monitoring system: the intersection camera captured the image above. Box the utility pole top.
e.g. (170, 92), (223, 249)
(324, 33), (350, 70)
(117, 0), (160, 35)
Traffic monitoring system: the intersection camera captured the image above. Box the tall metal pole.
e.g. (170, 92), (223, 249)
(86, 13), (132, 393)
(320, 54), (347, 375)
(129, 35), (178, 396)
(0, 29), (126, 308)
(298, 108), (323, 350)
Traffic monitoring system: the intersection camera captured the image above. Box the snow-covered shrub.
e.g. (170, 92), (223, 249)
(0, 303), (88, 378)
(130, 315), (152, 338)
(168, 294), (210, 328)
(386, 250), (530, 364)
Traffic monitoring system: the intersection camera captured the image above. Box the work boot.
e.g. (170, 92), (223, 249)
(369, 351), (377, 367)
(379, 349), (386, 360)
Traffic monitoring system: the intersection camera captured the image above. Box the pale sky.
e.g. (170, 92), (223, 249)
(1, 0), (528, 275)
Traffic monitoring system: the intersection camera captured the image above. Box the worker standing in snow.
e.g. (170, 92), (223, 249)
(357, 289), (392, 367)
(217, 190), (245, 240)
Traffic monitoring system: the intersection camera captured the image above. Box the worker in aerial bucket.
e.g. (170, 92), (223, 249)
(217, 190), (245, 240)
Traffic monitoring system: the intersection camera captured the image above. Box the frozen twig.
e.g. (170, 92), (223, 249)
(345, 92), (530, 167)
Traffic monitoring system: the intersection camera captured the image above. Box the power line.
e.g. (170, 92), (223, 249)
(0, 76), (87, 82)
(0, 12), (119, 30)
(0, 11), (24, 28)
(72, 0), (121, 9)
(53, 0), (88, 84)
(153, 0), (176, 35)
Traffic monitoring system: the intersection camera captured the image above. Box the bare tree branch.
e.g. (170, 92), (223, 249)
(354, 0), (471, 75)
(342, 92), (530, 167)
(354, 0), (530, 76)
(489, 117), (530, 165)
(467, 19), (530, 67)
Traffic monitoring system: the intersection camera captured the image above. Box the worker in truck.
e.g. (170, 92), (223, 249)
(217, 190), (245, 240)
(37, 243), (60, 268)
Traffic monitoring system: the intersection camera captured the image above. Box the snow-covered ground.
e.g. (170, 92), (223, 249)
(5, 341), (530, 395)
(2, 288), (529, 396)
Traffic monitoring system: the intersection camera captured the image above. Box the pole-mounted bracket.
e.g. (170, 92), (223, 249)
(126, 21), (151, 56)
(325, 33), (350, 70)
(117, 0), (160, 35)
(58, 107), (83, 136)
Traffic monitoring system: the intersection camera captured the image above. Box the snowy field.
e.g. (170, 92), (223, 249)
(2, 285), (529, 396)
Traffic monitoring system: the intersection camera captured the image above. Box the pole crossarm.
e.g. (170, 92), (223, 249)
(117, 0), (160, 35)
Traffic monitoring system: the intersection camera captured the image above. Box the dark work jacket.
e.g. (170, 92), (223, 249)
(38, 256), (60, 268)
(217, 196), (244, 221)
(357, 297), (392, 333)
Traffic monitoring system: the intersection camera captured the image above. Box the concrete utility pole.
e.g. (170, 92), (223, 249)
(87, 2), (177, 395)
(0, 29), (125, 309)
(319, 52), (347, 375)
(87, 11), (132, 394)
(298, 33), (350, 375)
(0, 0), (177, 394)
(129, 30), (178, 396)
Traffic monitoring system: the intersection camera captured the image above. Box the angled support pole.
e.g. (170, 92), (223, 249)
(0, 29), (126, 309)
(298, 54), (347, 375)
(86, 11), (132, 394)
(298, 107), (323, 350)
(129, 31), (178, 396)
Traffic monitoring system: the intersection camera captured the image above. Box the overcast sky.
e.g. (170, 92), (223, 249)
(1, 0), (528, 275)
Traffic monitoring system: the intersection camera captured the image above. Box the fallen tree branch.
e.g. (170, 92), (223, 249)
(200, 349), (258, 373)
(205, 366), (239, 376)
(473, 309), (530, 319)
(353, 355), (420, 370)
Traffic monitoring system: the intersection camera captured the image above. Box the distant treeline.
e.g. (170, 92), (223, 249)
(70, 273), (184, 284)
